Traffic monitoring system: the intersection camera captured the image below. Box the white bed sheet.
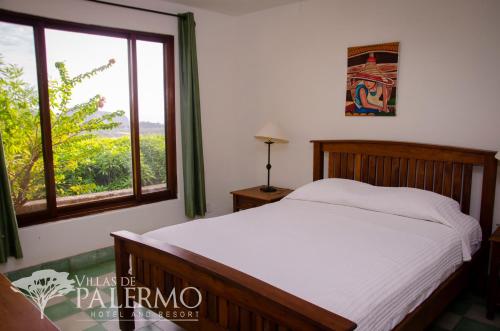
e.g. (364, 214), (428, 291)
(144, 199), (481, 331)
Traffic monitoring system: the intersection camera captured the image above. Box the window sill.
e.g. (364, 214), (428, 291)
(17, 191), (177, 228)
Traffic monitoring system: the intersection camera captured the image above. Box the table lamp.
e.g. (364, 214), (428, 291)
(255, 123), (289, 192)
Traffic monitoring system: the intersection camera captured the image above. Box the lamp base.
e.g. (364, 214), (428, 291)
(260, 185), (277, 193)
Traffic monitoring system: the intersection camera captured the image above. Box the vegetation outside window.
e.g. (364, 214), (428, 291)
(0, 11), (177, 227)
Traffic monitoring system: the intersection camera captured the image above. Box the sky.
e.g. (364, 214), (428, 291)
(0, 21), (165, 125)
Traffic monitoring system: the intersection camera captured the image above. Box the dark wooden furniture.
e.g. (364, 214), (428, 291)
(112, 140), (497, 331)
(487, 226), (500, 319)
(231, 186), (293, 212)
(0, 273), (59, 331)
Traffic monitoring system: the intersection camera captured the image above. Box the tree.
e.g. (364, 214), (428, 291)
(0, 56), (124, 207)
(56, 136), (132, 194)
(0, 57), (44, 205)
(11, 269), (75, 319)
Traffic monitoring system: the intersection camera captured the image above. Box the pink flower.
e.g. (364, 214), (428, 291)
(98, 96), (106, 108)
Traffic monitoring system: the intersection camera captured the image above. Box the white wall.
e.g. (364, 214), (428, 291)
(234, 0), (500, 226)
(1, 0), (500, 273)
(0, 0), (250, 272)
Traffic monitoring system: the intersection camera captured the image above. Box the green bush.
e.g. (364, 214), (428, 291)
(140, 135), (166, 186)
(0, 56), (167, 207)
(54, 134), (166, 196)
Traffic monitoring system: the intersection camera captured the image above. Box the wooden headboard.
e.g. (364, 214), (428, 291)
(311, 140), (497, 240)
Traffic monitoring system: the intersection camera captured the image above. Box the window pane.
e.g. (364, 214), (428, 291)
(136, 40), (167, 193)
(45, 29), (132, 206)
(0, 22), (47, 215)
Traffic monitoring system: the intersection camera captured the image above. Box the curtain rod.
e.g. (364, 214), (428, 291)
(84, 0), (182, 18)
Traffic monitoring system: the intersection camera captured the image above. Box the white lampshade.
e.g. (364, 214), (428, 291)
(255, 122), (289, 143)
(496, 152), (500, 160)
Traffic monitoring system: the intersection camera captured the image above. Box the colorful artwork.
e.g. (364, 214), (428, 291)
(345, 42), (399, 116)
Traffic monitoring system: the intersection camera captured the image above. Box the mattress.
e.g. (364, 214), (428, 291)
(144, 198), (481, 331)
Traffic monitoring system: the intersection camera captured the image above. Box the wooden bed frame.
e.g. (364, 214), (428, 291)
(112, 140), (497, 331)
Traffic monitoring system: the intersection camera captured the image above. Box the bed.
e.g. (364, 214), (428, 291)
(112, 140), (497, 331)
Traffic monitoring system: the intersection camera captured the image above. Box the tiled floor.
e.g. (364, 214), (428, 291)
(428, 291), (500, 331)
(41, 260), (183, 331)
(10, 259), (500, 330)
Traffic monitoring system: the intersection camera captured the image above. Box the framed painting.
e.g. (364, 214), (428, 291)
(345, 42), (399, 116)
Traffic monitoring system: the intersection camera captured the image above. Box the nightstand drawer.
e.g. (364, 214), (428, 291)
(234, 196), (266, 211)
(231, 186), (293, 212)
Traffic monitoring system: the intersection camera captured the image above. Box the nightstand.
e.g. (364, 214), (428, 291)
(231, 186), (293, 212)
(487, 226), (500, 319)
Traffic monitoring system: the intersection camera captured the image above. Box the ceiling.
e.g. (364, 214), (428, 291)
(163, 0), (305, 16)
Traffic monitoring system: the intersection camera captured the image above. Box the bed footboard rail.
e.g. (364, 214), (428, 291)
(112, 230), (356, 331)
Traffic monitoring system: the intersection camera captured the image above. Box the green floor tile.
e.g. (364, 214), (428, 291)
(426, 325), (447, 331)
(66, 287), (98, 300)
(71, 260), (115, 279)
(95, 246), (115, 264)
(70, 251), (97, 272)
(135, 306), (158, 320)
(66, 272), (98, 299)
(86, 306), (119, 322)
(44, 300), (81, 321)
(6, 264), (42, 282)
(100, 284), (114, 296)
(41, 258), (70, 273)
(453, 318), (500, 331)
(137, 324), (162, 331)
(448, 300), (472, 315)
(67, 273), (116, 301)
(83, 323), (108, 331)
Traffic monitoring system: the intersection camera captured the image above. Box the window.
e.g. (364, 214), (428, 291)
(0, 21), (47, 215)
(136, 40), (168, 194)
(0, 11), (177, 227)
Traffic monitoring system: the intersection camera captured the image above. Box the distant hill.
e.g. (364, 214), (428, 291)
(91, 111), (165, 137)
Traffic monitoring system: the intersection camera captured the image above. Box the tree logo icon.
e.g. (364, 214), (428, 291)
(10, 269), (76, 319)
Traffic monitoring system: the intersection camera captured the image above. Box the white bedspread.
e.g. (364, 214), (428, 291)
(144, 198), (480, 331)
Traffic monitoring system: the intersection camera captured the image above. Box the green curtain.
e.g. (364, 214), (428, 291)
(0, 131), (22, 263)
(179, 13), (206, 218)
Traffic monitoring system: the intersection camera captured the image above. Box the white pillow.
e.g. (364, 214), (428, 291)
(286, 178), (481, 261)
